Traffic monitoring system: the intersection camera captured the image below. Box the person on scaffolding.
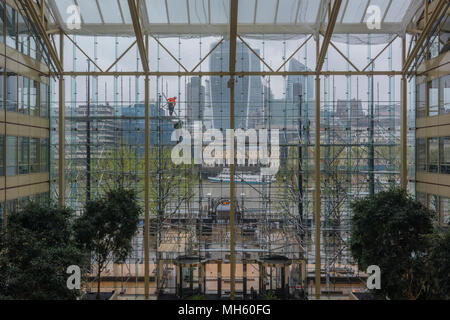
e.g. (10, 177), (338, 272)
(166, 96), (182, 129)
(167, 96), (176, 116)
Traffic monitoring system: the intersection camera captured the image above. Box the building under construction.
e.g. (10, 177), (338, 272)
(1, 0), (449, 300)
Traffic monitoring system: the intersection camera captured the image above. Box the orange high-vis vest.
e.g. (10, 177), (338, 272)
(167, 97), (176, 105)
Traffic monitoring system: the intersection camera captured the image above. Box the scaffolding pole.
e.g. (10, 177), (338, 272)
(144, 35), (150, 299)
(314, 36), (321, 300)
(58, 30), (64, 207)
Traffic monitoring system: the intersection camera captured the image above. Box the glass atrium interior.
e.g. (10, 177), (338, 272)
(2, 0), (449, 300)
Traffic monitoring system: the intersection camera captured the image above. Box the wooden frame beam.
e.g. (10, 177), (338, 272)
(229, 0), (238, 301)
(276, 34), (313, 72)
(64, 32), (104, 72)
(105, 40), (137, 73)
(59, 70), (403, 77)
(362, 35), (398, 72)
(191, 38), (224, 72)
(128, 0), (149, 73)
(151, 35), (188, 72)
(316, 0), (342, 72)
(238, 35), (274, 72)
(329, 40), (360, 72)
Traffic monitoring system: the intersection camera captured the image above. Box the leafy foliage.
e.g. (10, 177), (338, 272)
(74, 187), (141, 299)
(0, 203), (88, 300)
(427, 231), (450, 299)
(350, 189), (436, 299)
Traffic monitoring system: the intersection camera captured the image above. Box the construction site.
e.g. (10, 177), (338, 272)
(3, 0), (448, 300)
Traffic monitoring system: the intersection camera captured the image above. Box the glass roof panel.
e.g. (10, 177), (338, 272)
(77, 0), (102, 23)
(297, 0), (320, 23)
(118, 0), (132, 24)
(188, 0), (209, 24)
(238, 0), (256, 23)
(210, 0), (229, 24)
(54, 0), (76, 23)
(276, 0), (299, 24)
(362, 0), (390, 23)
(97, 0), (122, 23)
(167, 0), (188, 23)
(384, 0), (411, 23)
(255, 0), (277, 23)
(337, 0), (348, 23)
(146, 0), (168, 23)
(342, 0), (367, 23)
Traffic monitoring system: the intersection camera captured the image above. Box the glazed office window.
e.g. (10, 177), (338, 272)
(416, 192), (426, 207)
(0, 203), (3, 231)
(30, 138), (40, 173)
(29, 36), (37, 60)
(0, 67), (3, 110)
(6, 136), (17, 176)
(40, 138), (48, 172)
(30, 79), (38, 116)
(40, 82), (48, 118)
(429, 37), (440, 59)
(429, 79), (439, 116)
(416, 138), (426, 172)
(5, 5), (17, 49)
(0, 135), (3, 176)
(6, 71), (17, 112)
(416, 82), (426, 118)
(18, 76), (29, 114)
(17, 196), (30, 211)
(440, 75), (450, 114)
(428, 137), (439, 173)
(440, 136), (450, 174)
(428, 194), (439, 212)
(0, 2), (4, 43)
(441, 197), (450, 226)
(6, 199), (18, 215)
(17, 14), (28, 55)
(18, 137), (29, 174)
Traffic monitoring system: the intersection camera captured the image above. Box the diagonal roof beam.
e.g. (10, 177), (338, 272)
(316, 0), (342, 73)
(328, 39), (360, 72)
(128, 0), (149, 73)
(22, 0), (63, 73)
(403, 0), (448, 74)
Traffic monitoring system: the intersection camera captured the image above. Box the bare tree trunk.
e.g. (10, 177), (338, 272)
(97, 265), (102, 300)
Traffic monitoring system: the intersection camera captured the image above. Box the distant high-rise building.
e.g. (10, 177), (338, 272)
(209, 40), (249, 130)
(204, 79), (213, 130)
(248, 49), (263, 129)
(186, 77), (205, 129)
(121, 103), (175, 154)
(286, 58), (314, 105)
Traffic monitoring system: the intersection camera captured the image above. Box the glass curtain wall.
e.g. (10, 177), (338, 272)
(50, 34), (404, 296)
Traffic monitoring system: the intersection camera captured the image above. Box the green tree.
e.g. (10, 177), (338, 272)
(427, 231), (450, 299)
(74, 187), (141, 299)
(0, 203), (88, 300)
(350, 188), (435, 299)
